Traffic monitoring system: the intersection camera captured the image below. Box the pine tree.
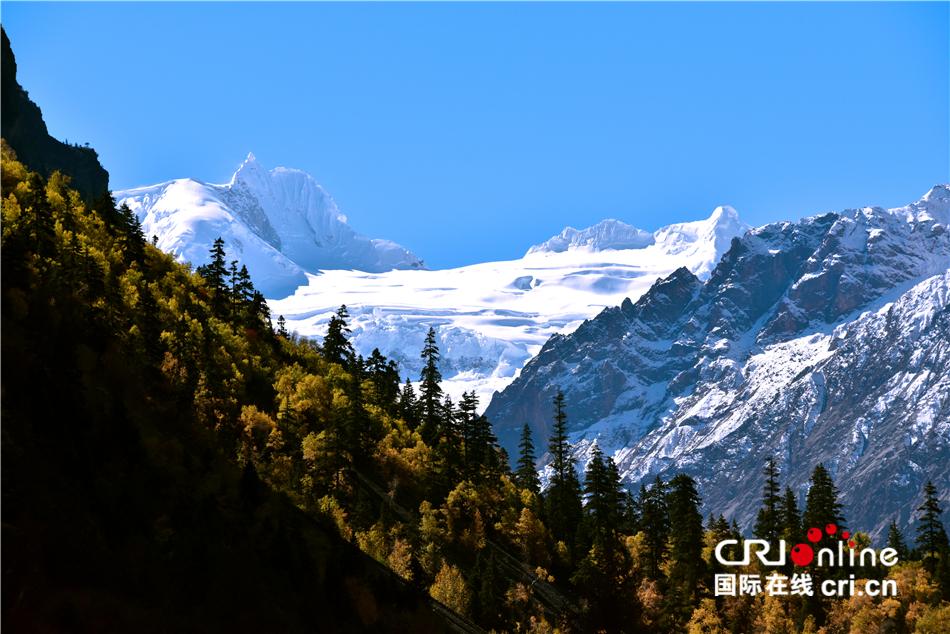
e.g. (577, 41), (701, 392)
(418, 327), (443, 444)
(779, 486), (802, 545)
(583, 445), (611, 538)
(802, 464), (845, 543)
(916, 481), (949, 571)
(398, 378), (419, 429)
(514, 423), (540, 495)
(886, 521), (908, 560)
(276, 315), (289, 338)
(754, 457), (782, 544)
(117, 203), (145, 261)
(458, 391), (479, 477)
(639, 475), (669, 580)
(548, 391), (571, 485)
(666, 473), (705, 617)
(322, 305), (354, 366)
(197, 237), (229, 314)
(543, 390), (582, 548)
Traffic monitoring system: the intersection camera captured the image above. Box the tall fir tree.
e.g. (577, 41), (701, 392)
(322, 305), (355, 366)
(418, 327), (443, 444)
(197, 237), (229, 315)
(803, 464), (845, 541)
(753, 457), (782, 543)
(779, 486), (803, 544)
(666, 473), (706, 620)
(398, 377), (419, 429)
(916, 481), (949, 570)
(886, 521), (908, 560)
(582, 445), (613, 539)
(514, 423), (540, 495)
(639, 476), (670, 580)
(543, 390), (582, 549)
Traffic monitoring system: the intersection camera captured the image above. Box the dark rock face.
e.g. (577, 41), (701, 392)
(487, 187), (950, 539)
(1, 28), (109, 200)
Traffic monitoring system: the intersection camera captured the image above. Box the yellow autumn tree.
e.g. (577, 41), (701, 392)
(429, 562), (471, 616)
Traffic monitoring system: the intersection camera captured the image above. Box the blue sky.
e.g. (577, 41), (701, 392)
(4, 2), (948, 268)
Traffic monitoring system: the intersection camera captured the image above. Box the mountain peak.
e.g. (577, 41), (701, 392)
(527, 218), (655, 254)
(115, 155), (424, 296)
(231, 151), (269, 187)
(708, 204), (739, 223)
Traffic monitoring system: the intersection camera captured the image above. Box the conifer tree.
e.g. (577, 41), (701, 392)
(323, 305), (354, 366)
(886, 521), (908, 560)
(583, 445), (612, 538)
(276, 315), (289, 338)
(418, 327), (443, 443)
(398, 378), (419, 429)
(543, 390), (582, 548)
(514, 424), (540, 495)
(916, 481), (949, 571)
(458, 391), (479, 476)
(779, 487), (801, 541)
(754, 457), (782, 543)
(666, 473), (705, 614)
(803, 464), (845, 543)
(117, 202), (145, 261)
(639, 475), (670, 579)
(197, 237), (229, 314)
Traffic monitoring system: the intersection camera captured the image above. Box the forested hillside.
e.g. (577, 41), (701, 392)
(2, 28), (950, 633)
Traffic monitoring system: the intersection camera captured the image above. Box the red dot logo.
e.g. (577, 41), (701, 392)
(807, 527), (822, 543)
(841, 530), (851, 540)
(790, 543), (814, 566)
(825, 523), (837, 535)
(848, 540), (856, 549)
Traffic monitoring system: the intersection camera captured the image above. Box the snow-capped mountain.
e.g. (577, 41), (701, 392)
(115, 154), (423, 297)
(269, 206), (748, 405)
(485, 185), (950, 539)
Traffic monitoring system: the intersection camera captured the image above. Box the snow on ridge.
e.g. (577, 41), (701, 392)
(114, 153), (423, 297)
(527, 205), (749, 261)
(271, 204), (747, 408)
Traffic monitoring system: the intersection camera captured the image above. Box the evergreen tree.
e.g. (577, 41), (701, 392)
(639, 476), (670, 580)
(197, 237), (229, 314)
(753, 457), (782, 544)
(779, 486), (802, 576)
(666, 473), (705, 619)
(543, 390), (582, 549)
(323, 305), (354, 366)
(886, 521), (908, 560)
(418, 327), (443, 444)
(250, 290), (270, 330)
(803, 463), (845, 542)
(916, 481), (949, 571)
(276, 315), (289, 338)
(458, 391), (479, 477)
(471, 413), (499, 480)
(582, 445), (612, 539)
(398, 378), (419, 429)
(117, 202), (145, 261)
(802, 464), (845, 624)
(366, 348), (400, 410)
(514, 423), (540, 495)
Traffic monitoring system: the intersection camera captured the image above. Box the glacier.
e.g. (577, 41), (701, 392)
(115, 153), (423, 297)
(269, 205), (748, 406)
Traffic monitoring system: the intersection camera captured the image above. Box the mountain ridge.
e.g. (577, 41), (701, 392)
(485, 184), (950, 539)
